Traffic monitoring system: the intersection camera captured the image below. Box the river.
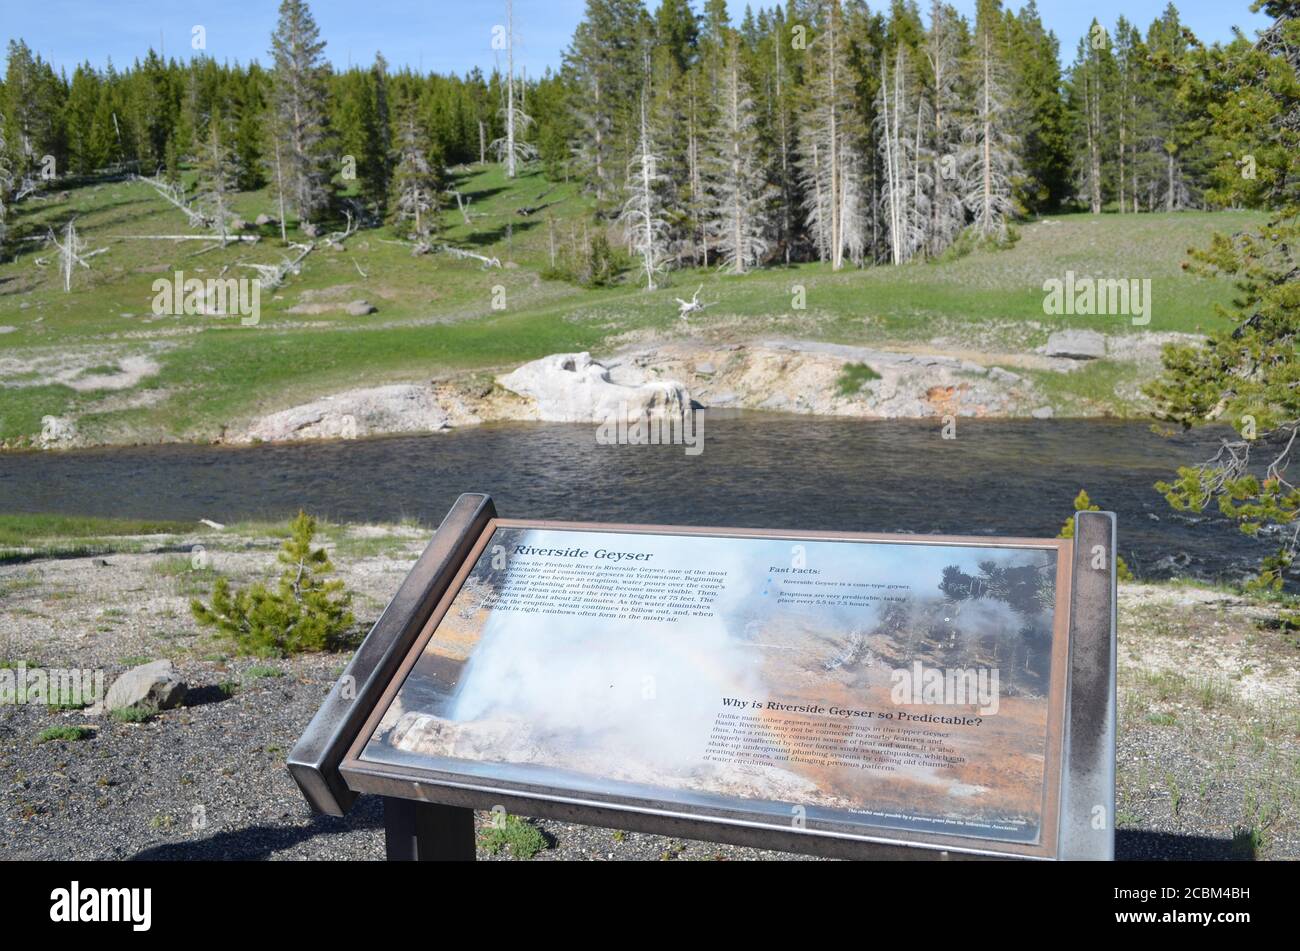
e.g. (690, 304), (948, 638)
(0, 413), (1267, 581)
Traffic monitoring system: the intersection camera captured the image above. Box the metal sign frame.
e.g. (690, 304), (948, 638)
(288, 493), (1117, 861)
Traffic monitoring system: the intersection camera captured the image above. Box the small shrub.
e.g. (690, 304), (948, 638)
(111, 701), (158, 724)
(37, 726), (93, 744)
(191, 512), (355, 658)
(480, 815), (548, 860)
(244, 665), (284, 680)
(1059, 490), (1135, 581)
(835, 362), (881, 397)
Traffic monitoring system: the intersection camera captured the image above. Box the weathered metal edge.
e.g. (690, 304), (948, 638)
(286, 493), (497, 816)
(1057, 510), (1118, 860)
(350, 774), (1034, 861)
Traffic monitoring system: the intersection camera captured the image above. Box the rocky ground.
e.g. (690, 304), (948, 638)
(1, 525), (1295, 861)
(227, 330), (1197, 445)
(20, 328), (1201, 450)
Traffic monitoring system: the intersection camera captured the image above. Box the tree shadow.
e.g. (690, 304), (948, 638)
(460, 218), (539, 249)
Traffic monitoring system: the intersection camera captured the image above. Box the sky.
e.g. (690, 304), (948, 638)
(1, 0), (1276, 79)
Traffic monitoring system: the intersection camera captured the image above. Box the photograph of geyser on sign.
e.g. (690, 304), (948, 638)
(356, 526), (1071, 857)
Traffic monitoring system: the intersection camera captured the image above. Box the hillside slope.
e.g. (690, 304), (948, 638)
(0, 165), (1263, 447)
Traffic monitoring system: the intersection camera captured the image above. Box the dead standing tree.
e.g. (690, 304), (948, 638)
(42, 219), (107, 291)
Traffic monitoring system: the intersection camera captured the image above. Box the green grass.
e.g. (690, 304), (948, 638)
(0, 514), (196, 547)
(0, 160), (1265, 444)
(479, 814), (548, 860)
(36, 725), (94, 744)
(835, 362), (882, 396)
(110, 701), (159, 724)
(244, 665), (284, 680)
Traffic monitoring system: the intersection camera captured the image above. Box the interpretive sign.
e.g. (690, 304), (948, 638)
(290, 495), (1117, 862)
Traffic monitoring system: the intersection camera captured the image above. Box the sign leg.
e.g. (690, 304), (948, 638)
(384, 797), (477, 861)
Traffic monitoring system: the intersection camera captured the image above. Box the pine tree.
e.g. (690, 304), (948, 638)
(233, 70), (267, 192)
(0, 114), (10, 252)
(192, 511), (354, 658)
(1005, 1), (1071, 212)
(798, 0), (862, 270)
(64, 63), (104, 175)
(705, 35), (773, 274)
(877, 44), (926, 265)
(4, 40), (66, 178)
(194, 110), (239, 241)
(389, 102), (442, 248)
(962, 0), (1019, 237)
(923, 0), (966, 256)
(656, 0), (700, 73)
(564, 0), (646, 211)
(269, 0), (333, 227)
(620, 88), (671, 288)
(1145, 1), (1300, 590)
(492, 0), (537, 178)
(1145, 3), (1203, 211)
(334, 65), (389, 214)
(1068, 21), (1118, 213)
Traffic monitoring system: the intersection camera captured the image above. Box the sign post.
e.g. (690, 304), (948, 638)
(289, 494), (1116, 861)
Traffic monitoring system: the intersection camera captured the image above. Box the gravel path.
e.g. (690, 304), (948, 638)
(2, 530), (1295, 861)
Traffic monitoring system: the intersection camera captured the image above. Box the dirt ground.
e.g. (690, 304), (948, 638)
(1, 526), (1295, 860)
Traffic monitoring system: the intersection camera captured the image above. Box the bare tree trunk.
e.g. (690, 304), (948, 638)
(828, 8), (842, 271)
(688, 73), (703, 267)
(274, 139), (288, 243)
(506, 0), (517, 178)
(776, 39), (791, 264)
(981, 33), (993, 232)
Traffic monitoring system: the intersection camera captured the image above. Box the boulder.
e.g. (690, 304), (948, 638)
(1044, 329), (1106, 360)
(241, 384), (451, 443)
(254, 213), (279, 228)
(345, 300), (378, 316)
(498, 352), (692, 424)
(104, 660), (187, 714)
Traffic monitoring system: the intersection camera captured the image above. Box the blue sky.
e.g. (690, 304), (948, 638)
(3, 1), (1275, 78)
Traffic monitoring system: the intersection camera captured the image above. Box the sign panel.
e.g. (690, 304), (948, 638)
(348, 521), (1072, 858)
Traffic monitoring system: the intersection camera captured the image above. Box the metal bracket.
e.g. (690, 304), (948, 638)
(1057, 510), (1118, 860)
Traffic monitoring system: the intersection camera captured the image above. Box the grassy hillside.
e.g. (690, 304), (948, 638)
(0, 163), (1265, 445)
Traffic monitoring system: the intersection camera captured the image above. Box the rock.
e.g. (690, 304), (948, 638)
(240, 384), (452, 443)
(694, 361), (716, 376)
(92, 558), (111, 568)
(0, 326), (15, 334)
(1032, 407), (1055, 420)
(1043, 329), (1106, 360)
(989, 367), (1022, 384)
(103, 661), (187, 714)
(345, 300), (377, 316)
(229, 217), (247, 232)
(39, 416), (77, 449)
(302, 222), (320, 238)
(498, 352), (692, 424)
(254, 213), (279, 227)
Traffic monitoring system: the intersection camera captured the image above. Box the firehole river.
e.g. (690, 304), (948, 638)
(0, 414), (1271, 581)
